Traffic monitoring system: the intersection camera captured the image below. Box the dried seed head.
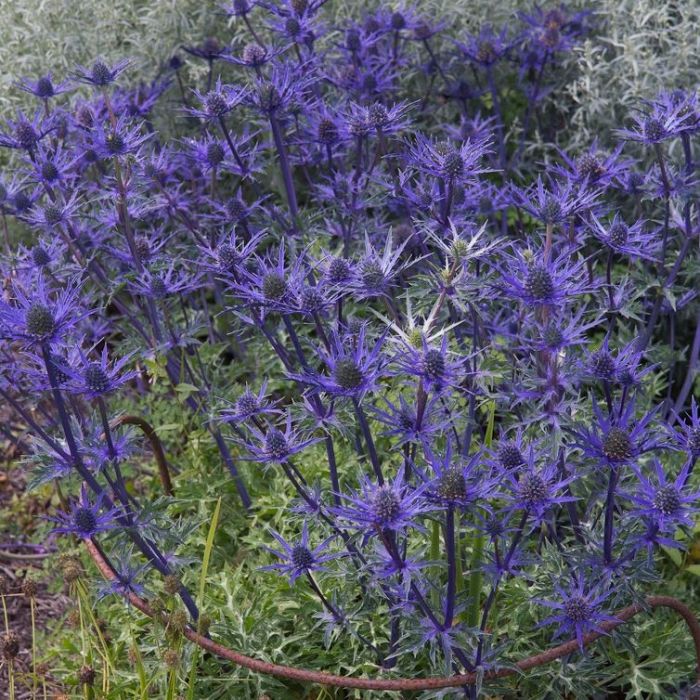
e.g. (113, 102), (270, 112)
(164, 575), (181, 596)
(163, 649), (180, 668)
(78, 665), (96, 686)
(22, 577), (38, 598)
(197, 613), (212, 636)
(2, 632), (19, 660)
(168, 609), (188, 634)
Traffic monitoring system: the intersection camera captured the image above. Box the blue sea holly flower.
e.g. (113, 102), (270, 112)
(228, 242), (307, 317)
(391, 334), (465, 394)
(668, 398), (700, 458)
(370, 394), (450, 446)
(96, 552), (148, 600)
(536, 575), (617, 651)
(588, 212), (658, 261)
(238, 413), (320, 465)
(404, 133), (491, 185)
(571, 400), (661, 467)
(423, 443), (489, 509)
(502, 448), (575, 523)
(0, 111), (54, 153)
(220, 381), (280, 425)
(333, 470), (427, 535)
(497, 248), (592, 309)
(49, 485), (120, 540)
(289, 322), (386, 400)
(617, 94), (699, 144)
(16, 73), (71, 100)
(351, 232), (415, 300)
(65, 345), (136, 399)
(626, 459), (700, 536)
(188, 79), (247, 121)
(261, 522), (340, 584)
(0, 276), (86, 347)
(73, 58), (131, 87)
(455, 24), (513, 67)
(510, 176), (600, 227)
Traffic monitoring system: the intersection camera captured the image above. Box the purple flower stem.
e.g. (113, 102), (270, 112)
(243, 16), (265, 47)
(269, 115), (299, 226)
(603, 464), (619, 566)
(474, 511), (528, 668)
(444, 505), (457, 627)
(353, 399), (384, 484)
(674, 308), (700, 414)
(41, 343), (199, 618)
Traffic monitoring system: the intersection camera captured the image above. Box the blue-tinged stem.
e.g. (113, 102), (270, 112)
(41, 344), (200, 620)
(474, 511), (528, 667)
(603, 464), (619, 566)
(354, 399), (383, 484)
(269, 115), (299, 226)
(444, 505), (457, 627)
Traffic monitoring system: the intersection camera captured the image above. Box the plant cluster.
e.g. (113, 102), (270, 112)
(0, 0), (699, 697)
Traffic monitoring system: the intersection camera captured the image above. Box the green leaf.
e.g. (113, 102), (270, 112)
(685, 564), (700, 577)
(661, 545), (682, 567)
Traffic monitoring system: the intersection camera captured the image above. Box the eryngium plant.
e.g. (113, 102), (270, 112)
(0, 1), (698, 696)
